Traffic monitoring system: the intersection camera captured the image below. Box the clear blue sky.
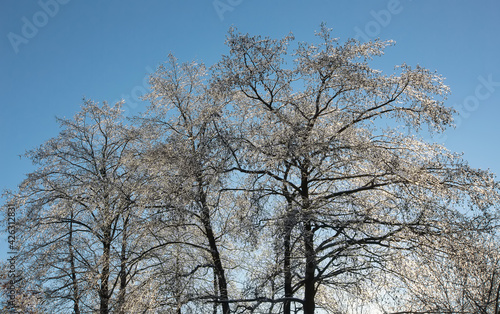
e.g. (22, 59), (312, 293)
(1, 0), (499, 259)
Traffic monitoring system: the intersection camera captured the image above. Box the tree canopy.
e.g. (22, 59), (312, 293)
(2, 26), (500, 314)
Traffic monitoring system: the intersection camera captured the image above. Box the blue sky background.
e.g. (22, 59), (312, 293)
(1, 0), (499, 260)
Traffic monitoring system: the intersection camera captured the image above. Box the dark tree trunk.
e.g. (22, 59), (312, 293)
(283, 198), (294, 314)
(200, 190), (230, 314)
(68, 215), (81, 314)
(301, 162), (316, 314)
(117, 218), (128, 314)
(303, 219), (316, 314)
(100, 228), (111, 314)
(284, 228), (293, 314)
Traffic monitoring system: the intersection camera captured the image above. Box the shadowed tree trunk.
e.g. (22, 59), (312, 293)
(301, 163), (317, 314)
(117, 214), (129, 314)
(68, 212), (81, 314)
(200, 187), (230, 314)
(100, 227), (111, 314)
(303, 219), (316, 314)
(283, 187), (295, 314)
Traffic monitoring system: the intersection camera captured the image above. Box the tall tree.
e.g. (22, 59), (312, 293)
(1, 100), (154, 313)
(139, 55), (237, 313)
(213, 25), (500, 313)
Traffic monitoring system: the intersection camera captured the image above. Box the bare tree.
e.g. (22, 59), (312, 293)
(138, 55), (239, 313)
(213, 25), (500, 313)
(1, 100), (156, 313)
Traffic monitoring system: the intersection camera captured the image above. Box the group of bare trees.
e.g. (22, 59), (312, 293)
(2, 26), (500, 314)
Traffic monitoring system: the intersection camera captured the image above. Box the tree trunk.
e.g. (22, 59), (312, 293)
(303, 219), (316, 314)
(283, 198), (294, 314)
(284, 227), (292, 314)
(301, 163), (316, 314)
(117, 218), (128, 314)
(100, 228), (111, 314)
(200, 190), (230, 314)
(68, 215), (81, 314)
